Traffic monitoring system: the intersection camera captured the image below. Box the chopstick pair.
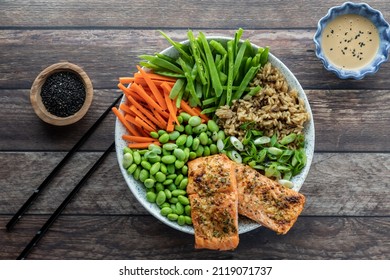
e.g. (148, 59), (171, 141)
(7, 93), (123, 259)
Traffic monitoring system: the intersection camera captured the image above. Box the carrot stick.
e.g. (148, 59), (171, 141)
(180, 100), (199, 116)
(112, 107), (142, 136)
(166, 115), (175, 132)
(130, 82), (166, 115)
(124, 115), (150, 137)
(136, 65), (167, 110)
(119, 103), (132, 115)
(122, 135), (156, 143)
(134, 72), (177, 82)
(119, 77), (135, 84)
(128, 142), (161, 149)
(153, 110), (168, 128)
(134, 116), (155, 132)
(129, 105), (157, 131)
(118, 83), (144, 102)
(161, 82), (180, 125)
(134, 76), (175, 88)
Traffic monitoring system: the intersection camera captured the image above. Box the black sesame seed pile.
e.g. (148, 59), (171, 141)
(40, 71), (86, 117)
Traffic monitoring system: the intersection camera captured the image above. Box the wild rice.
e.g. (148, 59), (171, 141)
(215, 62), (310, 141)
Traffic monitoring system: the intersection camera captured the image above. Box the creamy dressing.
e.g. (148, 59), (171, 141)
(321, 14), (380, 70)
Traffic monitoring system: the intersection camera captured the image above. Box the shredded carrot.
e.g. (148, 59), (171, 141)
(122, 135), (156, 143)
(112, 107), (142, 136)
(128, 142), (161, 149)
(137, 65), (167, 110)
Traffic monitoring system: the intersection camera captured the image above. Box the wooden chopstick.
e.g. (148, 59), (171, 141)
(17, 141), (116, 260)
(6, 93), (123, 231)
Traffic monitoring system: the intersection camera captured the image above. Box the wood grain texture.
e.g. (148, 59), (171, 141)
(1, 216), (389, 260)
(1, 152), (389, 216)
(0, 0), (389, 29)
(1, 30), (390, 90)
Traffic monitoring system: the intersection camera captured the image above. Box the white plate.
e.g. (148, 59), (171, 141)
(115, 37), (315, 235)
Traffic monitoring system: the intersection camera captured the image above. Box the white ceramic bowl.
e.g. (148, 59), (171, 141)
(313, 2), (390, 79)
(115, 37), (315, 235)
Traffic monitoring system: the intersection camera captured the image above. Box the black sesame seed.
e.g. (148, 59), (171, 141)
(40, 71), (86, 117)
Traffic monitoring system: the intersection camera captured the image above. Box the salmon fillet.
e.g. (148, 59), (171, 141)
(234, 163), (305, 234)
(188, 154), (239, 250)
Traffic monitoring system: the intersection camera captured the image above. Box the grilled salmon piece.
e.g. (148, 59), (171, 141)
(188, 154), (239, 250)
(234, 163), (305, 234)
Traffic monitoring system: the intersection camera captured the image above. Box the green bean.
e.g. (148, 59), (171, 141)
(160, 207), (173, 216)
(158, 30), (193, 64)
(169, 78), (186, 100)
(144, 178), (155, 189)
(209, 39), (227, 55)
(140, 54), (183, 73)
(233, 40), (247, 81)
(177, 57), (201, 106)
(200, 107), (216, 115)
(146, 192), (157, 203)
(199, 32), (223, 97)
(158, 133), (170, 144)
(232, 65), (259, 101)
(188, 116), (202, 127)
(161, 155), (176, 164)
(154, 70), (185, 79)
(156, 190), (167, 206)
(176, 134), (187, 146)
(187, 30), (207, 85)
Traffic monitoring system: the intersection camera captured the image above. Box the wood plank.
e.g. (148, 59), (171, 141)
(1, 88), (389, 152)
(1, 29), (390, 90)
(1, 215), (389, 259)
(1, 152), (389, 216)
(1, 0), (389, 29)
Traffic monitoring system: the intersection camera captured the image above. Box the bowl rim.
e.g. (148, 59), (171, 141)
(313, 1), (390, 79)
(115, 36), (315, 235)
(30, 61), (94, 126)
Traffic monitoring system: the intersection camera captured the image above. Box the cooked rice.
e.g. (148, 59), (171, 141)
(215, 62), (310, 141)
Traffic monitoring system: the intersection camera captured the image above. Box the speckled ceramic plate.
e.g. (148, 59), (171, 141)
(115, 37), (315, 235)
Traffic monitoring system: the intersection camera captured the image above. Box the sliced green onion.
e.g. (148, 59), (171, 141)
(230, 136), (244, 151)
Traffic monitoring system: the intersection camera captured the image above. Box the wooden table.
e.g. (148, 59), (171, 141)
(1, 0), (389, 260)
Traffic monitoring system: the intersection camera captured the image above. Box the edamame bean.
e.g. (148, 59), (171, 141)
(174, 124), (185, 132)
(162, 149), (171, 156)
(217, 130), (226, 140)
(167, 173), (177, 180)
(133, 151), (141, 165)
(156, 190), (166, 206)
(160, 202), (170, 209)
(183, 147), (190, 161)
(185, 135), (193, 148)
(178, 195), (190, 205)
(192, 124), (207, 134)
(185, 205), (191, 216)
(195, 145), (204, 157)
(207, 120), (219, 132)
(175, 160), (185, 169)
(155, 172), (166, 183)
(184, 216), (192, 225)
(148, 144), (161, 153)
(127, 163), (137, 175)
(123, 147), (132, 154)
(148, 155), (161, 163)
(164, 189), (172, 200)
(155, 182), (164, 193)
(173, 149), (186, 161)
(150, 162), (160, 175)
(169, 131), (180, 141)
(189, 151), (197, 160)
(169, 197), (179, 204)
(174, 174), (184, 187)
(199, 132), (208, 145)
(188, 116), (202, 127)
(168, 183), (177, 191)
(180, 112), (191, 122)
(167, 213), (178, 221)
(160, 163), (167, 174)
(141, 161), (151, 170)
(160, 207), (173, 216)
(144, 178), (155, 189)
(172, 189), (186, 197)
(167, 164), (175, 174)
(182, 165), (188, 175)
(133, 166), (141, 180)
(163, 143), (178, 151)
(162, 155), (176, 164)
(146, 192), (156, 203)
(192, 138), (200, 150)
(210, 144), (218, 155)
(203, 146), (210, 156)
(184, 124), (193, 135)
(158, 133), (170, 144)
(150, 131), (159, 139)
(139, 169), (149, 182)
(175, 202), (184, 215)
(177, 115), (183, 124)
(175, 134), (187, 146)
(177, 215), (186, 226)
(162, 179), (173, 185)
(122, 153), (133, 169)
(212, 131), (219, 141)
(179, 178), (188, 190)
